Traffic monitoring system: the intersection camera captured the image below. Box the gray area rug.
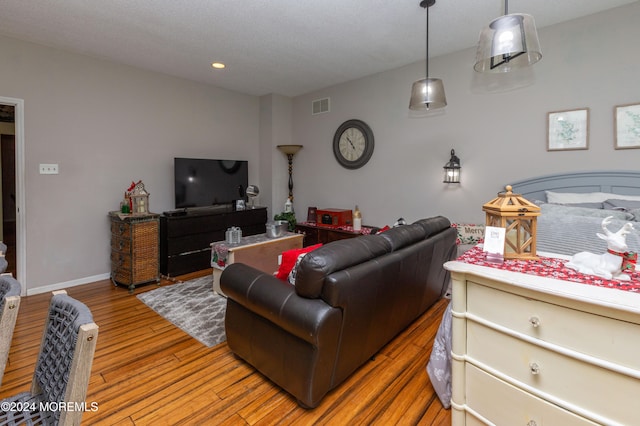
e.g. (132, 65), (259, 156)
(137, 275), (227, 347)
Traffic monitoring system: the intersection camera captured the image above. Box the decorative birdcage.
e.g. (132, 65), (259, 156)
(131, 181), (150, 215)
(482, 185), (540, 260)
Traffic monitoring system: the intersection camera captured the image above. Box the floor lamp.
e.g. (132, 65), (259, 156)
(277, 145), (303, 205)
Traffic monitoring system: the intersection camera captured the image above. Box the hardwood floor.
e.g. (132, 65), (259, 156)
(0, 271), (451, 425)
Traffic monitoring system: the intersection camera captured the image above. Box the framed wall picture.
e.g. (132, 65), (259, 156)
(615, 103), (640, 149)
(547, 108), (589, 151)
(307, 206), (317, 223)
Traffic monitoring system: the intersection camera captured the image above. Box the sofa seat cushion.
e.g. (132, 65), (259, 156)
(294, 235), (392, 299)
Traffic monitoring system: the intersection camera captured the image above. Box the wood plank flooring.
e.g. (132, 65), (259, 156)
(0, 271), (451, 425)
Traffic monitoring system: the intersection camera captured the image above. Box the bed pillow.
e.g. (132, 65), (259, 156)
(539, 202), (635, 221)
(560, 202), (604, 209)
(535, 200), (603, 209)
(546, 191), (640, 204)
(603, 199), (640, 210)
(604, 199), (640, 221)
(275, 244), (322, 280)
(451, 223), (485, 246)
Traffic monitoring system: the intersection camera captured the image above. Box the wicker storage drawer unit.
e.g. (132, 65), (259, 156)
(109, 212), (160, 292)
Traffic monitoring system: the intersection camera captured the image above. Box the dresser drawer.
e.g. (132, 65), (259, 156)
(111, 251), (132, 270)
(467, 321), (639, 425)
(466, 280), (640, 370)
(111, 235), (132, 253)
(466, 363), (597, 426)
(111, 220), (130, 236)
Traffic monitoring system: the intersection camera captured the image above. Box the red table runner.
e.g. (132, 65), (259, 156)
(457, 245), (640, 293)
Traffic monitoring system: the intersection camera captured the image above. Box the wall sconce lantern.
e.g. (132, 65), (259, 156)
(482, 185), (540, 260)
(443, 149), (461, 183)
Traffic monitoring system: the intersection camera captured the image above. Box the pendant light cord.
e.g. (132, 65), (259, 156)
(425, 4), (429, 78)
(504, 0), (508, 15)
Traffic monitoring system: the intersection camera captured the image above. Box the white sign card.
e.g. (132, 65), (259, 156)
(483, 226), (506, 263)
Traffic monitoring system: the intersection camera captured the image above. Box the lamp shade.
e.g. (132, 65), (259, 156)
(409, 78), (447, 111)
(277, 144), (303, 156)
(474, 13), (541, 73)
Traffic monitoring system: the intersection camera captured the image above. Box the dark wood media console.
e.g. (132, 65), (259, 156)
(160, 206), (267, 276)
(295, 222), (378, 247)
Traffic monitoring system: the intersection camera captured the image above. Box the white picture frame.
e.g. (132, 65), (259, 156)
(547, 108), (589, 151)
(615, 102), (640, 149)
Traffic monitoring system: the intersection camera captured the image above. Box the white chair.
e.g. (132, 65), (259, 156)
(0, 290), (98, 425)
(0, 275), (20, 387)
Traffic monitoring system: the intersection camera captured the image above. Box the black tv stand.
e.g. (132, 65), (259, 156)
(160, 206), (267, 276)
(163, 204), (237, 216)
(162, 209), (187, 217)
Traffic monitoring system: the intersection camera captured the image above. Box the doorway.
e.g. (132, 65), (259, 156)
(0, 133), (16, 275)
(0, 97), (25, 293)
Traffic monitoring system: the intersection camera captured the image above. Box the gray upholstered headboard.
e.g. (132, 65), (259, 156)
(509, 170), (640, 202)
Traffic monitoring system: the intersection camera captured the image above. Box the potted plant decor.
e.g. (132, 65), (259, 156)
(274, 211), (296, 232)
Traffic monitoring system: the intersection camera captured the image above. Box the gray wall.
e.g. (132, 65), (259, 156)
(290, 3), (640, 227)
(0, 35), (261, 293)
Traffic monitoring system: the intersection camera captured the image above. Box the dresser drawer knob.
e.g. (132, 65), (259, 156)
(529, 362), (540, 375)
(529, 316), (540, 328)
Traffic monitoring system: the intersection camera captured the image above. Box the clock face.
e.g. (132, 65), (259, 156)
(333, 119), (374, 169)
(338, 127), (366, 161)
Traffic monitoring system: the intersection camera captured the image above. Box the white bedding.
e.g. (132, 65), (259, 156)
(536, 205), (640, 257)
(427, 197), (640, 408)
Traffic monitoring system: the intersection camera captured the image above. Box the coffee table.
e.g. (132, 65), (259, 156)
(210, 232), (303, 296)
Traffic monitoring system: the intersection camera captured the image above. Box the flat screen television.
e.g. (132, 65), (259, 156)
(174, 157), (248, 209)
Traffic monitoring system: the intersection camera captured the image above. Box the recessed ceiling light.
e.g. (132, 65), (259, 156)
(211, 62), (225, 69)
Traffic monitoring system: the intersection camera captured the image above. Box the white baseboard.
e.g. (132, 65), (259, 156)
(26, 273), (111, 296)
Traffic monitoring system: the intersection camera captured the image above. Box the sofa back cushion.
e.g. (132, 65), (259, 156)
(413, 216), (452, 238)
(294, 235), (392, 299)
(377, 223), (426, 250)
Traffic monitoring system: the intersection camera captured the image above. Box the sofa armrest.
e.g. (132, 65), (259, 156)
(221, 263), (342, 345)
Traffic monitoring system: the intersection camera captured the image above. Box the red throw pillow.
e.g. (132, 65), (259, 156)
(275, 244), (322, 280)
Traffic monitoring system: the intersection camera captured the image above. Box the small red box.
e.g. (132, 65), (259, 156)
(317, 208), (353, 227)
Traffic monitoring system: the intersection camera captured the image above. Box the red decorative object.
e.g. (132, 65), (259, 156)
(316, 208), (353, 227)
(275, 244), (322, 280)
(458, 245), (640, 292)
(607, 249), (638, 272)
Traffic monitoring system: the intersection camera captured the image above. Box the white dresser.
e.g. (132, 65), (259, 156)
(445, 258), (640, 426)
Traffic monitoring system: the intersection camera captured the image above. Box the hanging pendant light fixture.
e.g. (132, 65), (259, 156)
(474, 0), (542, 73)
(409, 0), (446, 111)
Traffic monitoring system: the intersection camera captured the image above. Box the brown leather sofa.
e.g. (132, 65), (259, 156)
(220, 216), (457, 408)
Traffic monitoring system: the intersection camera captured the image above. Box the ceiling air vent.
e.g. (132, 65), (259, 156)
(312, 97), (330, 115)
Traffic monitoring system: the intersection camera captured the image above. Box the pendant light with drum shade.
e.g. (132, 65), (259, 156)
(409, 0), (446, 111)
(474, 0), (542, 73)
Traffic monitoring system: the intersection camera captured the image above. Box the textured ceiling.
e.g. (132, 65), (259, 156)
(0, 0), (636, 97)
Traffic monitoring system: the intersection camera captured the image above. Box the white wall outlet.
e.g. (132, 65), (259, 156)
(39, 164), (59, 174)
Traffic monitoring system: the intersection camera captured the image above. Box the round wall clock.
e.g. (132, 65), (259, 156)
(333, 119), (374, 169)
